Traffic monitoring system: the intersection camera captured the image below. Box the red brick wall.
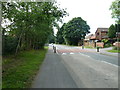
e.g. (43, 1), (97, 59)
(84, 40), (96, 48)
(96, 42), (104, 48)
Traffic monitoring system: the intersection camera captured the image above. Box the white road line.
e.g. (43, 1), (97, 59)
(62, 53), (67, 55)
(79, 52), (90, 57)
(101, 61), (118, 67)
(56, 47), (58, 54)
(79, 53), (118, 67)
(70, 52), (74, 54)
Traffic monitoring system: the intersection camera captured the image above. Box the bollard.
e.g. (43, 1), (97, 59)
(97, 47), (99, 52)
(54, 46), (56, 53)
(82, 45), (84, 49)
(53, 45), (54, 49)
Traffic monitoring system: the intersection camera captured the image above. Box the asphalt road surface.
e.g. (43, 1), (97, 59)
(32, 44), (118, 88)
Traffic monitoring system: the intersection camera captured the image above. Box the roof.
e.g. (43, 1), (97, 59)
(90, 35), (96, 39)
(95, 28), (108, 33)
(85, 34), (96, 40)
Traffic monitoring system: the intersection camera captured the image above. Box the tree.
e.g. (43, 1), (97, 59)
(110, 0), (120, 24)
(56, 23), (66, 44)
(108, 24), (116, 38)
(62, 17), (90, 45)
(48, 30), (55, 43)
(2, 1), (67, 55)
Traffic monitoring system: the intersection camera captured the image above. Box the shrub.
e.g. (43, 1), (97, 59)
(102, 39), (108, 44)
(104, 43), (112, 48)
(3, 35), (18, 55)
(113, 46), (120, 50)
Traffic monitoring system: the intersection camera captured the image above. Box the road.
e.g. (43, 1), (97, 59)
(32, 44), (118, 88)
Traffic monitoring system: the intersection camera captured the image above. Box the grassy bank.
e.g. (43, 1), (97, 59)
(2, 47), (48, 88)
(107, 50), (120, 53)
(84, 46), (96, 49)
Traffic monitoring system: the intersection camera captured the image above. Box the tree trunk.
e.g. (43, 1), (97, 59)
(15, 32), (23, 54)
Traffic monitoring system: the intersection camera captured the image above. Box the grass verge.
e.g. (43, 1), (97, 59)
(84, 46), (95, 49)
(2, 47), (48, 88)
(107, 50), (120, 53)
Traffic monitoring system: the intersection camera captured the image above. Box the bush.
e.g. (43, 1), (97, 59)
(104, 43), (112, 48)
(3, 35), (18, 55)
(113, 46), (120, 50)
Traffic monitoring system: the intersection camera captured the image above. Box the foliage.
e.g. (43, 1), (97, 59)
(104, 43), (112, 48)
(56, 23), (66, 44)
(107, 49), (120, 53)
(2, 48), (48, 88)
(62, 17), (90, 45)
(110, 0), (120, 24)
(3, 35), (18, 55)
(48, 34), (55, 43)
(102, 39), (108, 44)
(85, 46), (95, 49)
(102, 39), (113, 48)
(115, 24), (120, 32)
(113, 46), (120, 50)
(108, 24), (116, 38)
(2, 1), (67, 55)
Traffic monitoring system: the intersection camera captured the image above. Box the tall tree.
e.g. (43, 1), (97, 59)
(56, 23), (66, 44)
(2, 1), (67, 55)
(62, 17), (90, 45)
(110, 0), (120, 24)
(108, 24), (116, 38)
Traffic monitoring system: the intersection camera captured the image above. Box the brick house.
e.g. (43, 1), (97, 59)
(95, 28), (109, 41)
(84, 34), (96, 48)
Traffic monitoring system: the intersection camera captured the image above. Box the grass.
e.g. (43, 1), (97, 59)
(84, 46), (96, 49)
(107, 50), (120, 53)
(2, 47), (48, 88)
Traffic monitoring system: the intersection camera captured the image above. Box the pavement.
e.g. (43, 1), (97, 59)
(31, 44), (118, 88)
(32, 46), (77, 88)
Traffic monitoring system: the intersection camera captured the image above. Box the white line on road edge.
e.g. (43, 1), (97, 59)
(70, 52), (74, 54)
(100, 61), (118, 67)
(79, 52), (90, 57)
(78, 52), (118, 67)
(62, 53), (67, 55)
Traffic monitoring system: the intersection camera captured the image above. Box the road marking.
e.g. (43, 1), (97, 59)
(101, 61), (118, 67)
(79, 52), (118, 67)
(70, 52), (74, 54)
(79, 52), (90, 57)
(62, 53), (67, 55)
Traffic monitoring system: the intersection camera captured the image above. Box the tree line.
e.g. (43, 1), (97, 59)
(56, 17), (90, 46)
(2, 1), (67, 55)
(108, 0), (120, 40)
(56, 0), (120, 46)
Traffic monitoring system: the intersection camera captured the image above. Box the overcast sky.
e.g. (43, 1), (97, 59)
(54, 0), (115, 35)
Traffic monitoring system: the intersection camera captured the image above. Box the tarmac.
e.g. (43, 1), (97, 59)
(31, 46), (78, 88)
(31, 45), (118, 88)
(83, 47), (119, 57)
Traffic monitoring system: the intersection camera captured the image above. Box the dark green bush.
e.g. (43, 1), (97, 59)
(104, 43), (112, 48)
(3, 35), (18, 55)
(113, 46), (120, 50)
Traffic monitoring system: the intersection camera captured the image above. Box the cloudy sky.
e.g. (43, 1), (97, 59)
(55, 0), (115, 35)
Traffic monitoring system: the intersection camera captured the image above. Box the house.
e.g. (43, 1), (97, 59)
(84, 34), (96, 48)
(95, 28), (108, 41)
